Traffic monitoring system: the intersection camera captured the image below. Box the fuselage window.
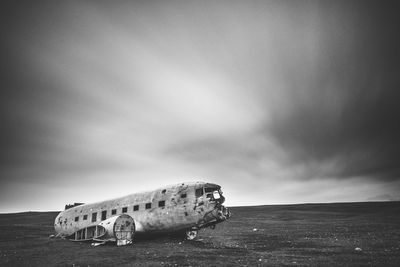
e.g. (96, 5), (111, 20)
(122, 207), (127, 213)
(101, 210), (107, 220)
(91, 212), (97, 222)
(133, 205), (139, 211)
(195, 188), (203, 198)
(158, 200), (165, 207)
(181, 193), (187, 198)
(83, 215), (88, 220)
(75, 216), (79, 222)
(145, 203), (151, 209)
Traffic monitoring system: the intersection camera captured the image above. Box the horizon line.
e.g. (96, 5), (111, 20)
(1, 200), (399, 215)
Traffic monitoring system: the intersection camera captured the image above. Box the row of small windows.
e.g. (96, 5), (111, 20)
(73, 191), (189, 223)
(74, 200), (168, 223)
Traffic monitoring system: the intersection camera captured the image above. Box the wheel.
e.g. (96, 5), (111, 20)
(185, 229), (198, 240)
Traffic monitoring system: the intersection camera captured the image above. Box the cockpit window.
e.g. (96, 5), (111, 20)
(204, 187), (220, 199)
(213, 191), (221, 199)
(204, 189), (223, 201)
(195, 188), (203, 198)
(204, 187), (218, 193)
(197, 186), (223, 200)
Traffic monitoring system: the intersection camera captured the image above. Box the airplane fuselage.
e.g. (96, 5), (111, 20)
(54, 182), (230, 242)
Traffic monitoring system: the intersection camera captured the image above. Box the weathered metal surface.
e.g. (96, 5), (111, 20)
(54, 181), (230, 244)
(97, 214), (135, 242)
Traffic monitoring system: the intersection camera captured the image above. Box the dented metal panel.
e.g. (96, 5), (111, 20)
(54, 181), (231, 245)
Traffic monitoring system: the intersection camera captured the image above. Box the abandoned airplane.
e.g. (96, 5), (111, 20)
(54, 182), (231, 246)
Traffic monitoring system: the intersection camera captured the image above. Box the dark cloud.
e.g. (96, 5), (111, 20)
(165, 1), (400, 182)
(0, 8), (126, 187)
(265, 2), (400, 181)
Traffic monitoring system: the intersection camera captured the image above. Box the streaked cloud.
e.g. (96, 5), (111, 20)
(1, 0), (399, 212)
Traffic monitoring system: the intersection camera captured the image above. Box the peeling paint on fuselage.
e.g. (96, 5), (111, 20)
(54, 182), (230, 237)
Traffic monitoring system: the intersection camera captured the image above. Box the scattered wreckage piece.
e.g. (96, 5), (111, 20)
(54, 181), (231, 246)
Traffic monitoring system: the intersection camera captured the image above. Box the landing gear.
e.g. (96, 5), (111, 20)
(185, 229), (198, 240)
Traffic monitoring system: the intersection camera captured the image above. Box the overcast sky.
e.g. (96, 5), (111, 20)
(1, 0), (400, 212)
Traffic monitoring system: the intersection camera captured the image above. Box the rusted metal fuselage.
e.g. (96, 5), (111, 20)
(54, 182), (231, 244)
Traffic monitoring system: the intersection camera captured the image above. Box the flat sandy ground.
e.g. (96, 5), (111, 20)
(0, 202), (399, 266)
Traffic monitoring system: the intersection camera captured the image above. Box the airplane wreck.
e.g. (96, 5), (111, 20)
(54, 182), (231, 246)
